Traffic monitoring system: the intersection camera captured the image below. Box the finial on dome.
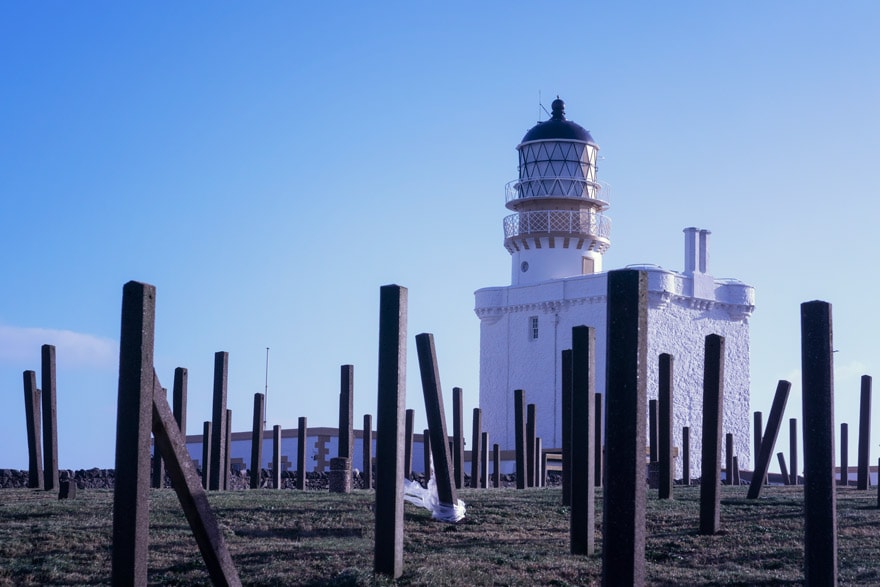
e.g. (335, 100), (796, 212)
(550, 97), (565, 120)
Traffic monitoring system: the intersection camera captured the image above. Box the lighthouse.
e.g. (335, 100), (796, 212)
(475, 99), (756, 479)
(505, 98), (610, 285)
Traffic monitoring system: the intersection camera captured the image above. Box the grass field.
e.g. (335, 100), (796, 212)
(1, 484), (878, 585)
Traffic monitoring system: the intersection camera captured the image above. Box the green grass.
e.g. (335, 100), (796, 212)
(1, 485), (879, 585)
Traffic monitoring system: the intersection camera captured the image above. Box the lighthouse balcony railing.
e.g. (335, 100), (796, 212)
(503, 210), (612, 240)
(505, 178), (611, 208)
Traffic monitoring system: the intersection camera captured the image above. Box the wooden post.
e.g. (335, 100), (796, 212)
(514, 389), (526, 490)
(725, 432), (734, 486)
(700, 334), (724, 536)
(224, 409), (232, 491)
(570, 325), (595, 556)
(422, 428), (431, 478)
(526, 403), (537, 488)
(753, 411), (764, 486)
(747, 381), (792, 499)
(452, 387), (465, 489)
(22, 371), (43, 489)
(339, 365), (354, 460)
(682, 426), (690, 486)
(374, 284), (406, 578)
(209, 351), (228, 491)
(535, 437), (543, 487)
(778, 452), (791, 485)
(594, 392), (603, 489)
(404, 409), (414, 480)
(789, 418), (798, 485)
(272, 425), (282, 489)
(152, 387), (167, 488)
(602, 270), (647, 586)
(173, 367), (188, 438)
(470, 408), (482, 489)
(658, 354), (673, 499)
(201, 422), (211, 490)
(480, 432), (489, 488)
(41, 344), (59, 491)
(297, 417), (308, 490)
(561, 349), (573, 504)
(800, 300), (837, 585)
(493, 443), (500, 489)
(362, 415), (373, 490)
(250, 393), (265, 489)
(840, 423), (849, 486)
(858, 375), (872, 490)
(649, 399), (658, 463)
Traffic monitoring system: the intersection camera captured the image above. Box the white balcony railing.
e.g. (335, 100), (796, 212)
(505, 178), (611, 207)
(503, 210), (612, 240)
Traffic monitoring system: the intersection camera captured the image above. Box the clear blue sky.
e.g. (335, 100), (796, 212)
(1, 2), (878, 471)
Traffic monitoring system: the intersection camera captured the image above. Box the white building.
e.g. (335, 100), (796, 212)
(474, 99), (755, 478)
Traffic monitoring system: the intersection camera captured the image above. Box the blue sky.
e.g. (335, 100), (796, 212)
(1, 2), (878, 470)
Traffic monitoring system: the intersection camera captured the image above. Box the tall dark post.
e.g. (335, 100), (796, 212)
(452, 387), (465, 489)
(272, 425), (282, 489)
(250, 393), (265, 489)
(492, 443), (501, 488)
(725, 433), (734, 486)
(298, 417), (308, 490)
(858, 375), (872, 490)
(535, 437), (543, 487)
(778, 452), (791, 485)
(201, 421), (212, 490)
(111, 281), (155, 585)
(840, 423), (849, 486)
(682, 427), (690, 486)
(22, 371), (43, 489)
(340, 365), (354, 460)
(514, 389), (527, 490)
(570, 325), (595, 555)
(594, 392), (603, 489)
(422, 428), (430, 477)
(753, 411), (764, 486)
(602, 270), (647, 586)
(480, 432), (489, 488)
(152, 387), (167, 488)
(649, 399), (658, 463)
(40, 344), (59, 491)
(700, 334), (724, 535)
(800, 300), (837, 586)
(789, 418), (798, 485)
(470, 408), (482, 489)
(526, 403), (537, 487)
(363, 415), (373, 490)
(404, 409), (414, 479)
(732, 456), (741, 485)
(173, 367), (188, 437)
(374, 284), (406, 578)
(224, 409), (232, 490)
(561, 349), (573, 504)
(209, 351), (229, 491)
(658, 353), (673, 499)
(747, 381), (792, 499)
(415, 333), (459, 510)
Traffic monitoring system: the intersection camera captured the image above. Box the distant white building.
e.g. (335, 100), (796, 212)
(474, 99), (755, 477)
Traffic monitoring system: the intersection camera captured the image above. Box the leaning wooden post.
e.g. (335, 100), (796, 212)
(111, 281), (155, 585)
(778, 452), (791, 485)
(725, 433), (734, 486)
(415, 333), (459, 510)
(602, 270), (647, 586)
(561, 349), (573, 504)
(682, 426), (691, 486)
(209, 352), (229, 491)
(22, 371), (44, 490)
(700, 334), (724, 535)
(789, 418), (798, 485)
(594, 392), (603, 489)
(470, 408), (482, 488)
(840, 423), (849, 486)
(658, 353), (673, 499)
(857, 375), (872, 490)
(514, 389), (527, 490)
(297, 417), (308, 490)
(747, 380), (792, 499)
(271, 425), (282, 489)
(526, 403), (537, 487)
(452, 387), (465, 489)
(800, 300), (838, 585)
(41, 344), (59, 491)
(362, 415), (373, 490)
(570, 324), (595, 556)
(201, 422), (212, 490)
(250, 393), (265, 489)
(374, 285), (407, 578)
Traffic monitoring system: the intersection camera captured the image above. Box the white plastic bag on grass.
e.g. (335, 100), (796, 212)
(403, 474), (466, 523)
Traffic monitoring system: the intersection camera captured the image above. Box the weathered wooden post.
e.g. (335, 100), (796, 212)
(493, 443), (501, 488)
(250, 393), (265, 489)
(561, 349), (573, 504)
(404, 409), (414, 480)
(514, 389), (527, 490)
(201, 421), (212, 490)
(152, 387), (167, 488)
(452, 387), (465, 489)
(422, 428), (431, 478)
(725, 432), (734, 486)
(272, 425), (282, 489)
(700, 334), (724, 535)
(732, 456), (741, 485)
(41, 344), (59, 491)
(789, 418), (798, 485)
(778, 452), (791, 485)
(470, 408), (482, 488)
(526, 403), (537, 487)
(535, 437), (543, 487)
(858, 375), (872, 490)
(649, 399), (658, 464)
(840, 423), (848, 486)
(224, 409), (232, 490)
(209, 351), (229, 491)
(374, 284), (406, 578)
(111, 281), (155, 585)
(753, 411), (764, 486)
(340, 365), (355, 460)
(570, 324), (595, 556)
(658, 353), (673, 499)
(297, 417), (308, 490)
(415, 333), (460, 513)
(595, 392), (603, 489)
(481, 432), (489, 488)
(800, 300), (837, 585)
(602, 269), (647, 586)
(22, 371), (44, 490)
(173, 367), (188, 438)
(362, 415), (373, 490)
(682, 426), (690, 486)
(747, 381), (791, 499)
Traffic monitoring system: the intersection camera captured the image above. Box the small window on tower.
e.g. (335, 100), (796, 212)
(529, 316), (539, 340)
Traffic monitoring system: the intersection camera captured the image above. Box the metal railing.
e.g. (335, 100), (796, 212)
(503, 210), (612, 240)
(505, 178), (611, 206)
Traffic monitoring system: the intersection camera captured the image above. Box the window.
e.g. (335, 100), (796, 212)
(529, 316), (539, 340)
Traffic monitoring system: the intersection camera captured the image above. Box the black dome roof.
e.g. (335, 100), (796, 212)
(520, 98), (596, 145)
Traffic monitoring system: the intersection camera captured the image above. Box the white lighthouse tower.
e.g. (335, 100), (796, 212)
(475, 99), (756, 478)
(505, 98), (611, 285)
